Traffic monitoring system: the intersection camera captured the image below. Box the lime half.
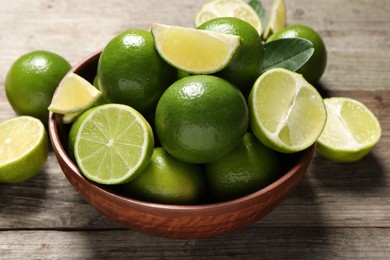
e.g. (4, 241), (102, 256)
(0, 116), (48, 183)
(249, 68), (327, 153)
(69, 104), (154, 184)
(194, 0), (262, 34)
(151, 23), (241, 74)
(317, 97), (381, 162)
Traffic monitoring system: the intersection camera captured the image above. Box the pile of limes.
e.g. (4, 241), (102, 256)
(1, 0), (381, 207)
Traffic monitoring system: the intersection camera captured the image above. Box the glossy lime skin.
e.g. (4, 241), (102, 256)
(122, 147), (207, 205)
(198, 17), (264, 95)
(97, 30), (176, 114)
(5, 50), (71, 122)
(267, 24), (327, 84)
(204, 133), (281, 202)
(155, 75), (249, 164)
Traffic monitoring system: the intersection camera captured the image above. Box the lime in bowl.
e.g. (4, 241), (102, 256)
(48, 50), (314, 239)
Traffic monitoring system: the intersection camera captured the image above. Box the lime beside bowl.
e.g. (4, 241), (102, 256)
(48, 50), (314, 239)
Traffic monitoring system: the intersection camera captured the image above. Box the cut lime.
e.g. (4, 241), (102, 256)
(48, 72), (102, 114)
(151, 23), (241, 74)
(0, 116), (48, 183)
(316, 97), (381, 162)
(69, 104), (154, 185)
(262, 0), (286, 40)
(249, 68), (327, 153)
(195, 0), (262, 34)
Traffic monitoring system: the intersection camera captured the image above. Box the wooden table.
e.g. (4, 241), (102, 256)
(1, 0), (389, 258)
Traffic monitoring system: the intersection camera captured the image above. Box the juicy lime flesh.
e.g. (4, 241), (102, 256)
(251, 69), (326, 152)
(0, 117), (43, 165)
(74, 105), (153, 184)
(154, 25), (239, 73)
(49, 73), (101, 114)
(321, 98), (381, 149)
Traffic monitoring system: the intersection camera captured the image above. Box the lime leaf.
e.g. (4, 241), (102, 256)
(247, 0), (267, 34)
(262, 38), (314, 73)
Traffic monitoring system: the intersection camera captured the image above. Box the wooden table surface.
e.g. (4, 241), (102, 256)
(1, 0), (389, 259)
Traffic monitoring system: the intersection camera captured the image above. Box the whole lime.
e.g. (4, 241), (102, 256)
(267, 24), (327, 84)
(122, 147), (207, 205)
(155, 75), (249, 164)
(204, 132), (281, 202)
(97, 30), (176, 114)
(5, 50), (71, 122)
(198, 17), (264, 95)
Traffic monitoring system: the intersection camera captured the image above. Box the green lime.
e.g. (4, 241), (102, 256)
(122, 147), (207, 205)
(198, 17), (264, 95)
(97, 30), (176, 114)
(204, 133), (281, 202)
(155, 75), (249, 164)
(249, 68), (327, 153)
(151, 23), (241, 74)
(5, 50), (71, 122)
(69, 104), (154, 185)
(267, 24), (327, 84)
(316, 97), (381, 162)
(0, 116), (48, 183)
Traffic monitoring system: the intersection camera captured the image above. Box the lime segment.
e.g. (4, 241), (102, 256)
(263, 0), (286, 40)
(151, 23), (241, 74)
(48, 72), (102, 114)
(70, 104), (154, 184)
(0, 116), (48, 183)
(249, 68), (327, 153)
(195, 0), (262, 34)
(317, 97), (381, 162)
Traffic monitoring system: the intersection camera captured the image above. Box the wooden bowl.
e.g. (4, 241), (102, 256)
(48, 50), (314, 239)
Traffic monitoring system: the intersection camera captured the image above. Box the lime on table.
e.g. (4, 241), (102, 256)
(48, 72), (102, 114)
(249, 68), (327, 153)
(262, 0), (286, 40)
(204, 132), (281, 202)
(316, 97), (381, 163)
(122, 147), (207, 205)
(151, 23), (241, 74)
(0, 116), (48, 183)
(69, 104), (154, 185)
(195, 0), (263, 34)
(5, 50), (71, 123)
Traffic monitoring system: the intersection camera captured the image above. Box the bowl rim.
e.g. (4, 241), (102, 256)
(48, 49), (314, 212)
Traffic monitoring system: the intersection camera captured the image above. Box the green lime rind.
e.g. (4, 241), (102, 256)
(69, 104), (154, 185)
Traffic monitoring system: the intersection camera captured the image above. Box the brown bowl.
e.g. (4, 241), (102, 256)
(48, 50), (314, 239)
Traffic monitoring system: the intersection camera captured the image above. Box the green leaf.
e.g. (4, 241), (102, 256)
(262, 38), (315, 73)
(248, 0), (267, 34)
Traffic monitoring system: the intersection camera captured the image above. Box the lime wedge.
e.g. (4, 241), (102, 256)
(151, 23), (241, 74)
(0, 116), (48, 183)
(48, 72), (102, 114)
(69, 104), (154, 185)
(263, 0), (286, 40)
(195, 0), (262, 34)
(317, 97), (381, 162)
(249, 68), (327, 153)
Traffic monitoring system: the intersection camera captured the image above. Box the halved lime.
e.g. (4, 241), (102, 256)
(48, 72), (102, 115)
(151, 23), (241, 74)
(249, 68), (327, 153)
(262, 0), (286, 40)
(194, 0), (262, 34)
(69, 104), (154, 185)
(0, 116), (48, 183)
(316, 97), (381, 162)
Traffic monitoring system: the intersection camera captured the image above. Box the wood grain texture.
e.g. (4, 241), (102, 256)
(1, 0), (390, 258)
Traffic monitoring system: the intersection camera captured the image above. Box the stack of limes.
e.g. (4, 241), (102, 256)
(3, 0), (381, 206)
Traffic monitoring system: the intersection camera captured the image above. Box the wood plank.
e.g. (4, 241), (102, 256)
(1, 228), (390, 259)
